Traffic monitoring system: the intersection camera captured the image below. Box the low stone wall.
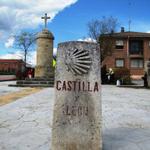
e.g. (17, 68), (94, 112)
(0, 75), (16, 81)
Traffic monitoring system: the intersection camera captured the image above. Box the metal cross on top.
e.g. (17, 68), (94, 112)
(41, 13), (50, 29)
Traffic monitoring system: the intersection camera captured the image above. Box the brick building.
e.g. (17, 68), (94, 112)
(102, 28), (150, 79)
(0, 59), (34, 80)
(0, 59), (25, 73)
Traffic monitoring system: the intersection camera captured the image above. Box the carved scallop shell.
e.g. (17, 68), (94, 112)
(65, 48), (92, 75)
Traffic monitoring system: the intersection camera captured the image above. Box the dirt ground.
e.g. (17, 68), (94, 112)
(0, 87), (43, 106)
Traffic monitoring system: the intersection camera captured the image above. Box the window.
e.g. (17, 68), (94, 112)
(115, 59), (124, 67)
(130, 59), (143, 68)
(115, 40), (124, 49)
(129, 40), (143, 54)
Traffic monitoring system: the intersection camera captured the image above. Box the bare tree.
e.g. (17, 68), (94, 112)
(87, 19), (102, 41)
(99, 35), (115, 62)
(14, 31), (36, 67)
(87, 16), (119, 41)
(87, 16), (119, 62)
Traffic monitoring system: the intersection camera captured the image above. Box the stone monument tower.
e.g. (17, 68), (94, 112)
(35, 13), (54, 78)
(12, 13), (54, 87)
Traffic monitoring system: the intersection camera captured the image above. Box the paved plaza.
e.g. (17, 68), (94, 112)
(0, 81), (150, 150)
(0, 81), (27, 96)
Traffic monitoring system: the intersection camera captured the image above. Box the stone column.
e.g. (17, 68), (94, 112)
(51, 41), (102, 150)
(35, 29), (54, 78)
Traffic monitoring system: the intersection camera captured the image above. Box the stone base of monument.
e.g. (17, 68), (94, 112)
(9, 77), (54, 87)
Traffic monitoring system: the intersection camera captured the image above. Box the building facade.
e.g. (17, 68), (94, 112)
(0, 59), (34, 80)
(102, 29), (150, 79)
(0, 59), (25, 73)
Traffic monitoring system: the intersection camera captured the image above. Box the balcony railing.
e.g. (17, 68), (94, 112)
(129, 50), (143, 55)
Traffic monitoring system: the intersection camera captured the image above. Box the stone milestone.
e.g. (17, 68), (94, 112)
(51, 41), (102, 150)
(35, 13), (54, 78)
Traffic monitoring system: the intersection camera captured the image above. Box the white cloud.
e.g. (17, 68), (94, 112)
(5, 36), (15, 48)
(0, 32), (3, 38)
(0, 50), (36, 66)
(53, 47), (57, 56)
(147, 31), (150, 33)
(0, 51), (23, 59)
(78, 37), (97, 43)
(0, 0), (78, 33)
(27, 51), (37, 66)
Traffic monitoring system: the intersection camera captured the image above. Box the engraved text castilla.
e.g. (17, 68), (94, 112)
(56, 80), (99, 92)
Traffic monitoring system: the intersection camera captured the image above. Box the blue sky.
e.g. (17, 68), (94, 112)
(0, 0), (150, 65)
(50, 0), (150, 45)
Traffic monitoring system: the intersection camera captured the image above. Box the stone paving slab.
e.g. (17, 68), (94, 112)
(0, 81), (27, 96)
(0, 88), (54, 150)
(0, 83), (150, 150)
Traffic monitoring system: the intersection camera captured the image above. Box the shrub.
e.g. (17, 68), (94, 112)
(113, 68), (131, 85)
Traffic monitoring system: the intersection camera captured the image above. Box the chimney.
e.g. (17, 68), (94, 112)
(121, 27), (125, 32)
